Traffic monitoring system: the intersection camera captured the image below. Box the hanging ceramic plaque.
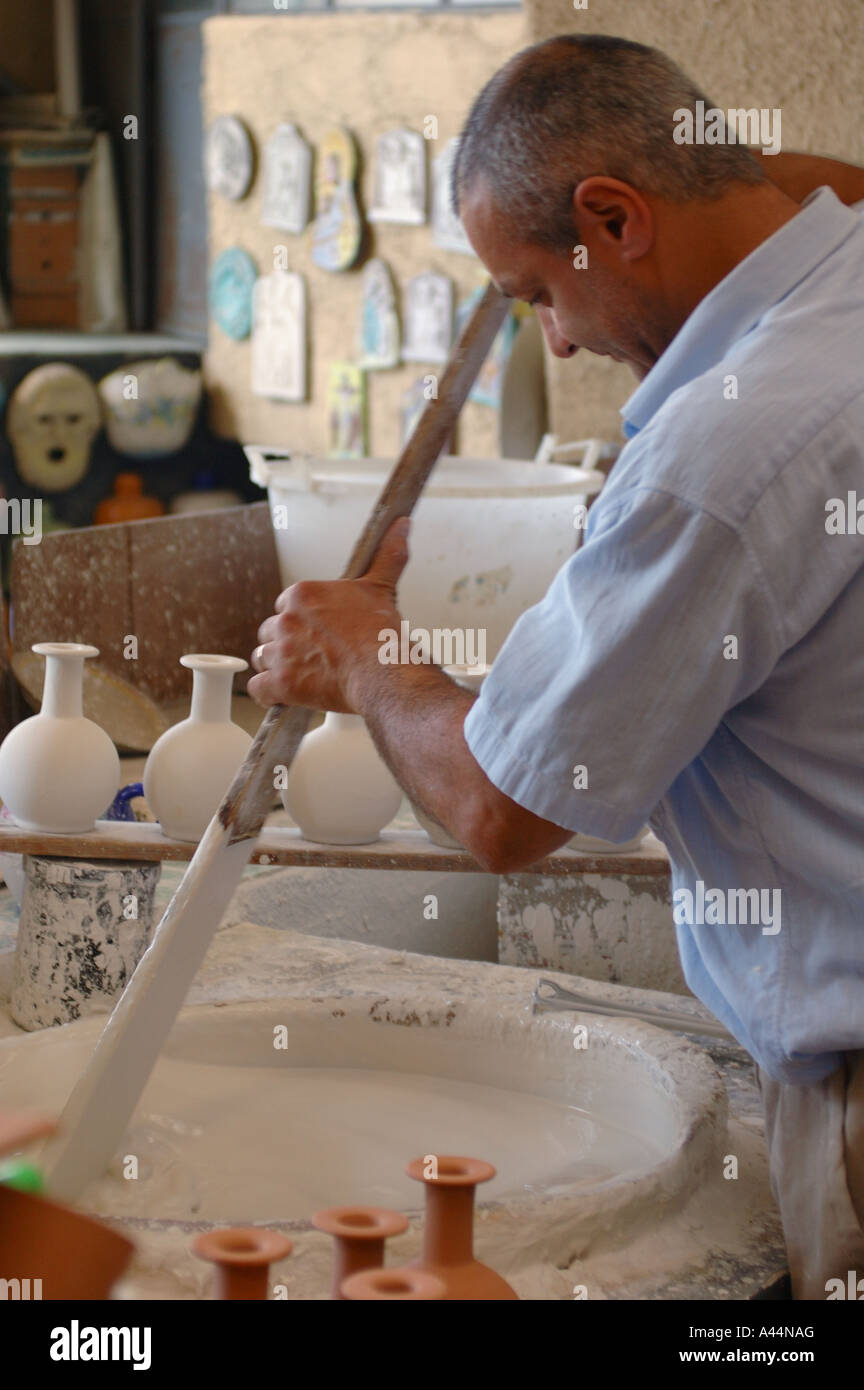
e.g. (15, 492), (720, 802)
(456, 286), (517, 408)
(432, 137), (474, 256)
(208, 247), (257, 340)
(311, 127), (363, 272)
(358, 259), (400, 370)
(369, 128), (426, 225)
(205, 115), (254, 201)
(260, 122), (312, 234)
(402, 270), (453, 365)
(251, 270), (307, 402)
(326, 362), (366, 458)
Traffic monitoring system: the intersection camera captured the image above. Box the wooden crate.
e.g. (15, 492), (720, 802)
(10, 503), (282, 705)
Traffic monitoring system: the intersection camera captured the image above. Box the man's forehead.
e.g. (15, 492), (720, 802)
(460, 186), (546, 292)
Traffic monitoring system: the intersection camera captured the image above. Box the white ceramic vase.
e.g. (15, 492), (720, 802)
(281, 712), (402, 845)
(0, 643), (120, 833)
(143, 654), (252, 842)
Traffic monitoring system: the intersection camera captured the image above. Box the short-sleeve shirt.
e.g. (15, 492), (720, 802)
(464, 186), (864, 1084)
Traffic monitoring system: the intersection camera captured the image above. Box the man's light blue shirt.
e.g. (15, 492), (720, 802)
(464, 187), (864, 1084)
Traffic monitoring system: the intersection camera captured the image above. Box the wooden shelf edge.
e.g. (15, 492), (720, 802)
(0, 819), (669, 876)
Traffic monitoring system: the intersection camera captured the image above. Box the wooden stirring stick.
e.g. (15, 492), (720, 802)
(43, 283), (510, 1203)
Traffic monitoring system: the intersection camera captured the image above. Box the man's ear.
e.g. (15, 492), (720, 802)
(572, 177), (654, 260)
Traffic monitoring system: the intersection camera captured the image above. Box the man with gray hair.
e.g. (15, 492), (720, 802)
(251, 34), (864, 1299)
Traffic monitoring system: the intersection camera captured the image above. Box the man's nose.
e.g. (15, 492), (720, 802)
(536, 306), (578, 359)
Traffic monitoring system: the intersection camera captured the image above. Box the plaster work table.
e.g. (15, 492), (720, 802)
(0, 821), (786, 1300)
(0, 819), (677, 1018)
(0, 922), (785, 1300)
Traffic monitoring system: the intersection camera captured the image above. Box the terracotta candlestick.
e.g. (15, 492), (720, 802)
(0, 1182), (134, 1299)
(341, 1267), (446, 1301)
(193, 1227), (293, 1300)
(407, 1155), (518, 1300)
(312, 1204), (409, 1299)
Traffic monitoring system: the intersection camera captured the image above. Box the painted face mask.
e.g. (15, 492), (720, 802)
(7, 363), (101, 492)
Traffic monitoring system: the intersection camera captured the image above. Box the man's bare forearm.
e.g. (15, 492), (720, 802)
(754, 151), (864, 206)
(349, 659), (571, 872)
(355, 662), (480, 835)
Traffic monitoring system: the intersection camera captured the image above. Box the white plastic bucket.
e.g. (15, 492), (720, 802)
(246, 450), (605, 659)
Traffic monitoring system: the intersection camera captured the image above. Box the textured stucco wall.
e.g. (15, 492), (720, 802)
(202, 11), (527, 457)
(526, 0), (864, 441)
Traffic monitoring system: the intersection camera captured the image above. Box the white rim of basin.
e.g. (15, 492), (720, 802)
(0, 990), (726, 1263)
(245, 447), (607, 499)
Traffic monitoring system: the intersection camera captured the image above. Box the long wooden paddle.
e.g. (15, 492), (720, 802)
(43, 283), (509, 1202)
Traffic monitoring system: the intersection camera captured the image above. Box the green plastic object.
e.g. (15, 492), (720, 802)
(0, 1159), (44, 1193)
